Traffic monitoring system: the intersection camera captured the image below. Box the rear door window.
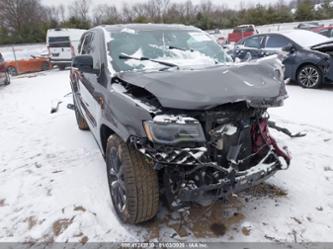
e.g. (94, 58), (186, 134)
(48, 36), (70, 47)
(265, 35), (290, 48)
(243, 36), (263, 48)
(319, 29), (330, 37)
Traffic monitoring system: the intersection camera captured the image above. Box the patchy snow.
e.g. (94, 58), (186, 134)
(111, 83), (159, 113)
(162, 49), (217, 67)
(123, 48), (218, 71)
(0, 71), (333, 243)
(215, 124), (238, 136)
(280, 30), (329, 48)
(153, 115), (199, 124)
(2, 48), (47, 62)
(120, 28), (136, 34)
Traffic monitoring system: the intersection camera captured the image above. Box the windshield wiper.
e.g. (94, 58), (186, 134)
(167, 45), (195, 52)
(119, 53), (179, 70)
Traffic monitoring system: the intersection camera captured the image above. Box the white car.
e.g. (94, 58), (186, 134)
(46, 28), (86, 70)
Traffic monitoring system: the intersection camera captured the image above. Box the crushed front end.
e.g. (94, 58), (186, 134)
(131, 102), (290, 209)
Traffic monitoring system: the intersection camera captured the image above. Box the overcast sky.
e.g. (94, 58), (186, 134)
(41, 0), (287, 10)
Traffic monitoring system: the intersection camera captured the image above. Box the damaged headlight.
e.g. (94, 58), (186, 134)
(143, 115), (206, 144)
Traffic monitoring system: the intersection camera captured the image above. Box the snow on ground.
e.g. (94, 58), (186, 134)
(0, 70), (332, 243)
(0, 43), (47, 61)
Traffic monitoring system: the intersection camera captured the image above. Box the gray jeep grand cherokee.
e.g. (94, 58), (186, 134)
(70, 24), (290, 224)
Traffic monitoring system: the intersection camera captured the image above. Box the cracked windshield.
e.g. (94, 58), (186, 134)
(108, 29), (228, 72)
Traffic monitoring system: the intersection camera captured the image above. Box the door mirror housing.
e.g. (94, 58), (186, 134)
(72, 55), (98, 74)
(282, 44), (296, 53)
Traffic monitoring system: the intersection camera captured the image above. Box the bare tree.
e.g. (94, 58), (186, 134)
(122, 3), (133, 23)
(46, 4), (66, 23)
(149, 0), (170, 22)
(69, 0), (90, 21)
(93, 4), (120, 25)
(58, 4), (66, 23)
(0, 0), (46, 34)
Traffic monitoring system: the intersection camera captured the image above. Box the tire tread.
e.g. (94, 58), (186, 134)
(107, 135), (159, 224)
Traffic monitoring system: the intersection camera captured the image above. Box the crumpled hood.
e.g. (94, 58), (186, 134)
(117, 57), (287, 110)
(311, 40), (333, 52)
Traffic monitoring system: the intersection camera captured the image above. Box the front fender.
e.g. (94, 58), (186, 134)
(101, 89), (154, 142)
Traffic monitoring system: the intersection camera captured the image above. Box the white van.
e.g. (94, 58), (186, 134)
(46, 28), (86, 70)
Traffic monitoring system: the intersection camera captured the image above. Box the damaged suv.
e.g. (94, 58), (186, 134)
(70, 24), (290, 224)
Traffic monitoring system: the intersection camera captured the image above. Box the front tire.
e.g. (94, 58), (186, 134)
(106, 135), (159, 224)
(297, 64), (322, 89)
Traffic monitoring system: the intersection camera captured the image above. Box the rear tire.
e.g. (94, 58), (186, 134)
(7, 66), (17, 76)
(297, 64), (322, 89)
(73, 97), (89, 130)
(41, 62), (50, 71)
(58, 65), (66, 70)
(106, 135), (159, 224)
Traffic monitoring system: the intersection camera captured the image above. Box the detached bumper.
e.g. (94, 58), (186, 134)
(178, 153), (281, 202)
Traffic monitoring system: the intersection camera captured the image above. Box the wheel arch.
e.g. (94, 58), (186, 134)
(296, 62), (321, 75)
(295, 62), (323, 88)
(7, 65), (18, 75)
(100, 124), (115, 154)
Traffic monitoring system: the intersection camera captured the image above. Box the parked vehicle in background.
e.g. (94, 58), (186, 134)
(231, 30), (333, 88)
(47, 28), (86, 70)
(227, 24), (258, 44)
(70, 24), (290, 224)
(0, 53), (10, 85)
(296, 22), (323, 30)
(312, 26), (333, 38)
(216, 36), (226, 45)
(3, 51), (50, 76)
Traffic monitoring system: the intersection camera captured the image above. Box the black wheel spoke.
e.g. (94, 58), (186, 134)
(108, 145), (127, 215)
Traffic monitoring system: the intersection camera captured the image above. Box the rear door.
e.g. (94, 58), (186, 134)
(263, 34), (296, 78)
(234, 35), (265, 61)
(263, 34), (291, 54)
(48, 36), (72, 60)
(29, 56), (44, 72)
(13, 51), (30, 73)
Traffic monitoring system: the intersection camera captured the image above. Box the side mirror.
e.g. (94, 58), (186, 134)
(72, 55), (98, 74)
(282, 44), (296, 53)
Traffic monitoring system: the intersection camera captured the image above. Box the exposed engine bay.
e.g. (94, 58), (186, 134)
(108, 55), (291, 209)
(129, 101), (291, 209)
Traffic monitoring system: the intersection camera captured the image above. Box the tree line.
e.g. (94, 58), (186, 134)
(0, 0), (333, 45)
